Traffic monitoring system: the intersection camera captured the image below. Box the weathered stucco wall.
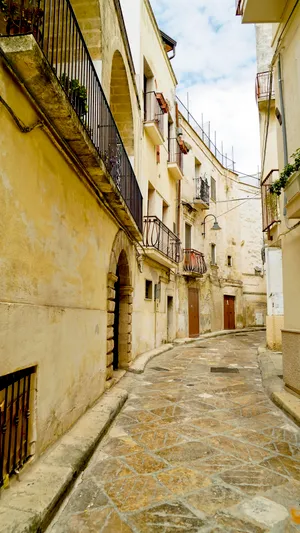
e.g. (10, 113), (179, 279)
(0, 61), (122, 454)
(177, 114), (266, 336)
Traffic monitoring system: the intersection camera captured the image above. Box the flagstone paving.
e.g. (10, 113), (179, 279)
(48, 332), (300, 532)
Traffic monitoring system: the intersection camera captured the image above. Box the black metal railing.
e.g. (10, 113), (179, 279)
(0, 367), (35, 488)
(143, 216), (181, 263)
(262, 169), (280, 232)
(0, 0), (143, 233)
(176, 96), (236, 172)
(168, 137), (183, 173)
(195, 177), (210, 205)
(236, 0), (243, 15)
(183, 249), (207, 275)
(144, 92), (164, 138)
(256, 71), (275, 102)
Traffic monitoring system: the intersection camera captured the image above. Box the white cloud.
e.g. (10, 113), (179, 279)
(150, 0), (260, 176)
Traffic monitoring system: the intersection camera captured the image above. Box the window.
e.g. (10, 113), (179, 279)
(227, 255), (233, 267)
(168, 116), (174, 155)
(211, 177), (216, 202)
(162, 201), (169, 225)
(195, 159), (201, 179)
(211, 244), (217, 265)
(143, 58), (154, 120)
(185, 223), (192, 249)
(145, 280), (153, 299)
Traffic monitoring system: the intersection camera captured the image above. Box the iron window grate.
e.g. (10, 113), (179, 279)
(0, 367), (36, 488)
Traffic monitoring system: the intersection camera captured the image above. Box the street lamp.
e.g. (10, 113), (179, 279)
(201, 214), (221, 237)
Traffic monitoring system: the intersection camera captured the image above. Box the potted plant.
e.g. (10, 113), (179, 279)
(270, 148), (300, 218)
(60, 74), (88, 121)
(0, 0), (44, 39)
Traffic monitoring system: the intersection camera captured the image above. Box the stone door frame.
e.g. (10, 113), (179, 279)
(106, 231), (133, 381)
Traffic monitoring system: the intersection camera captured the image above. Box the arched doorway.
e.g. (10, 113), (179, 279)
(107, 231), (133, 381)
(110, 50), (134, 157)
(112, 251), (131, 371)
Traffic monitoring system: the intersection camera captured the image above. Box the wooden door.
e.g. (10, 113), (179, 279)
(188, 288), (199, 338)
(224, 295), (235, 330)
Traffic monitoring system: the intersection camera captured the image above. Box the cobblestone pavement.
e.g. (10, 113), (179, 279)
(48, 332), (300, 532)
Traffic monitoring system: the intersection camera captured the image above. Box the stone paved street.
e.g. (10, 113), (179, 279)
(48, 332), (300, 532)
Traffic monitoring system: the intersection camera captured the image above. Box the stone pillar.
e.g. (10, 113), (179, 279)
(106, 272), (118, 381)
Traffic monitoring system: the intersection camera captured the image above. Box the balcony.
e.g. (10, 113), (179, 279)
(144, 92), (165, 145)
(0, 0), (142, 237)
(256, 71), (275, 106)
(194, 177), (210, 209)
(143, 216), (182, 268)
(183, 249), (207, 277)
(236, 0), (286, 23)
(262, 170), (280, 233)
(167, 138), (183, 181)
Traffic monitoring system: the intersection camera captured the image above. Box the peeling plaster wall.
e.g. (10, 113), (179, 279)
(239, 182), (267, 327)
(0, 62), (121, 455)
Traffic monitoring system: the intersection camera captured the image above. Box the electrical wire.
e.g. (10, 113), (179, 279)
(217, 194), (261, 219)
(216, 195), (261, 203)
(0, 94), (43, 133)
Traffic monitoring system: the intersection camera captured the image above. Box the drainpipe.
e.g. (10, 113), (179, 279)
(278, 54), (289, 217)
(278, 54), (288, 166)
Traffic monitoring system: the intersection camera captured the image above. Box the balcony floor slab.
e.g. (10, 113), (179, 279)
(0, 34), (142, 240)
(144, 248), (177, 269)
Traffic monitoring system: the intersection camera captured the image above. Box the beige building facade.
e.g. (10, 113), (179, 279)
(0, 0), (266, 484)
(237, 0), (300, 396)
(176, 111), (266, 338)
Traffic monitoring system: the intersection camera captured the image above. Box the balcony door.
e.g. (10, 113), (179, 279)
(185, 223), (192, 250)
(188, 288), (200, 338)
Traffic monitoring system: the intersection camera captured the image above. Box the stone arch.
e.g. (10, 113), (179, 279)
(110, 50), (134, 157)
(71, 0), (102, 62)
(106, 231), (133, 380)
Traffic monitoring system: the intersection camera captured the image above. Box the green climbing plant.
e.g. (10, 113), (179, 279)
(270, 148), (300, 196)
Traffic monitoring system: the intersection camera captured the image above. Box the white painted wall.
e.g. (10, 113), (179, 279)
(120, 0), (141, 77)
(266, 247), (284, 316)
(255, 24), (273, 73)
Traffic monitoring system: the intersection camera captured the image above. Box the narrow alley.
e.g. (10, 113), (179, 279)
(48, 332), (300, 532)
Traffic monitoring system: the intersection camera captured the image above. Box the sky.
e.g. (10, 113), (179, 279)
(150, 0), (261, 178)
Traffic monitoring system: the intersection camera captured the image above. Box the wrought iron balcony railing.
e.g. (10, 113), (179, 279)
(183, 249), (207, 276)
(256, 71), (275, 102)
(144, 92), (165, 138)
(0, 367), (35, 488)
(143, 216), (182, 263)
(236, 0), (243, 15)
(195, 177), (210, 206)
(262, 169), (280, 232)
(0, 0), (143, 233)
(168, 137), (183, 173)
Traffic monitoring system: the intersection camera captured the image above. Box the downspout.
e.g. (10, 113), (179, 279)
(278, 54), (288, 166)
(278, 54), (289, 218)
